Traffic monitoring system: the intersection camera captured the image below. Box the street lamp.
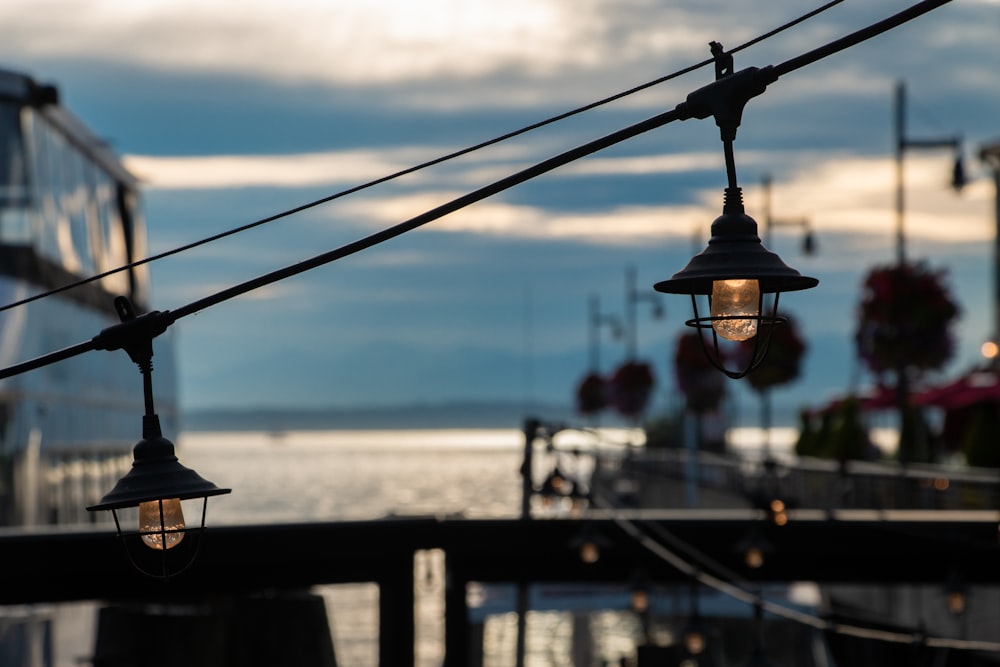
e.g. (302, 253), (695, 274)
(86, 297), (230, 579)
(681, 582), (708, 656)
(588, 294), (623, 372)
(894, 79), (966, 266)
(655, 47), (818, 379)
(886, 80), (965, 461)
(624, 265), (664, 360)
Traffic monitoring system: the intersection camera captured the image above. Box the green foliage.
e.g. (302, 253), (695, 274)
(962, 403), (1000, 468)
(793, 409), (821, 458)
(826, 396), (871, 462)
(797, 397), (872, 462)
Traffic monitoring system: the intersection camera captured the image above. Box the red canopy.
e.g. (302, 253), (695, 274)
(914, 370), (1000, 410)
(811, 369), (1000, 417)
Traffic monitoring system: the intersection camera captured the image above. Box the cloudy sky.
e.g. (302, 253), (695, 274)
(1, 0), (998, 427)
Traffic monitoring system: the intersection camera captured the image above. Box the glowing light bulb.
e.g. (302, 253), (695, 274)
(947, 591), (966, 616)
(579, 541), (600, 564)
(710, 279), (760, 341)
(139, 498), (186, 550)
(631, 589), (649, 613)
(745, 546), (764, 569)
(684, 630), (706, 655)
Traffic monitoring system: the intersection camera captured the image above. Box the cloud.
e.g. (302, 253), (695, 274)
(0, 0), (653, 86)
(124, 145), (723, 190)
(765, 154), (994, 244)
(144, 148), (990, 247)
(123, 148), (446, 189)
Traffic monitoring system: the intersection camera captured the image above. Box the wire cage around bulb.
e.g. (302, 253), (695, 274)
(87, 417), (231, 579)
(655, 188), (818, 379)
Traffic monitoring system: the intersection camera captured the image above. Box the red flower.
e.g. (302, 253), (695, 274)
(674, 331), (725, 412)
(855, 262), (960, 378)
(738, 314), (807, 392)
(608, 360), (656, 418)
(575, 372), (607, 415)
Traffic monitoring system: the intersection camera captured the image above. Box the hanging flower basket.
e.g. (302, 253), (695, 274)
(575, 372), (607, 415)
(674, 331), (725, 413)
(855, 261), (960, 378)
(609, 360), (656, 418)
(739, 314), (806, 392)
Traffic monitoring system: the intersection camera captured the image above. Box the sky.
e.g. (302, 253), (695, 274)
(1, 0), (998, 428)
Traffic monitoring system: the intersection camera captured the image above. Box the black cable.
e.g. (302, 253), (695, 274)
(0, 0), (847, 316)
(772, 0), (952, 79)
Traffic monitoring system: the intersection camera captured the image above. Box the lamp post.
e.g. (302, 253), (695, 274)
(624, 265), (664, 360)
(894, 79), (966, 266)
(588, 294), (623, 372)
(890, 80), (965, 461)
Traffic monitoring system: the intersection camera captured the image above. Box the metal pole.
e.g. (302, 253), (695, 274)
(895, 80), (907, 266)
(626, 266), (638, 360)
(993, 162), (1000, 352)
(520, 418), (539, 520)
(378, 551), (415, 667)
(589, 295), (600, 371)
(891, 80), (963, 461)
(516, 418), (538, 667)
(893, 80), (913, 462)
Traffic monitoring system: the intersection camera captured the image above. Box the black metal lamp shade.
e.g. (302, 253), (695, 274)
(88, 417), (230, 578)
(87, 431), (230, 511)
(654, 204), (818, 297)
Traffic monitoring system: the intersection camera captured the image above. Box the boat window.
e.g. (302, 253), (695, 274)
(62, 146), (95, 274)
(26, 111), (104, 275)
(27, 113), (68, 264)
(0, 102), (29, 209)
(95, 172), (129, 294)
(0, 103), (34, 244)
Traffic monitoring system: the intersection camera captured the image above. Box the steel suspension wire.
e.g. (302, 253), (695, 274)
(0, 1), (849, 316)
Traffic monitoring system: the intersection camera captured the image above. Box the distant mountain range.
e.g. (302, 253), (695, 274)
(180, 400), (594, 432)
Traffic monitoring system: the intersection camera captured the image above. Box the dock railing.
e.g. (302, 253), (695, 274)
(590, 446), (1000, 512)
